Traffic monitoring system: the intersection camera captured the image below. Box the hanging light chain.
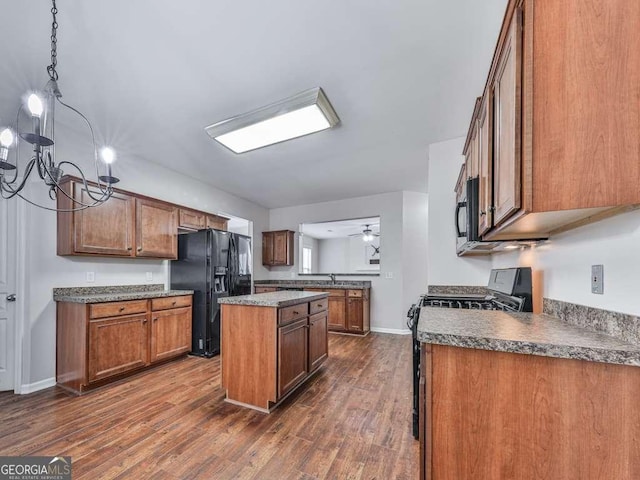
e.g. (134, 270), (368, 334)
(47, 0), (59, 81)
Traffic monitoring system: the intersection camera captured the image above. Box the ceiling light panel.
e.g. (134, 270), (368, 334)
(205, 87), (340, 154)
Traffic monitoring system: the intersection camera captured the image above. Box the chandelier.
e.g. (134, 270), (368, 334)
(0, 0), (119, 212)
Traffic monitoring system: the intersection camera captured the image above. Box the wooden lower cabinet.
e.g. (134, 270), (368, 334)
(56, 295), (192, 394)
(150, 306), (192, 363)
(255, 286), (278, 294)
(308, 312), (328, 372)
(88, 314), (148, 382)
(305, 288), (370, 335)
(277, 318), (309, 398)
(420, 344), (640, 480)
(221, 294), (329, 412)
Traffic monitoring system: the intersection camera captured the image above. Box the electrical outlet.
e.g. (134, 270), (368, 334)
(385, 272), (394, 279)
(591, 264), (604, 294)
(86, 272), (95, 283)
(146, 272), (153, 282)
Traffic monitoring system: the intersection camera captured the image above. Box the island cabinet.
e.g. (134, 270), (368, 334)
(304, 288), (370, 335)
(461, 0), (640, 244)
(56, 294), (193, 394)
(262, 230), (295, 266)
(220, 292), (329, 412)
(420, 344), (640, 480)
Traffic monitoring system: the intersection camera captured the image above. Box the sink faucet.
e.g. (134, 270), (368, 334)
(329, 273), (336, 284)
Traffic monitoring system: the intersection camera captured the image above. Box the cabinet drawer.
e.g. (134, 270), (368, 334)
(347, 289), (363, 298)
(279, 303), (309, 325)
(151, 295), (192, 311)
(309, 297), (328, 314)
(90, 300), (148, 319)
(305, 288), (345, 298)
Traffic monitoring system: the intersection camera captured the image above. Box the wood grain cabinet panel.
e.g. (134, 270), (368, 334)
(347, 297), (364, 332)
(57, 180), (135, 256)
(328, 296), (347, 330)
(278, 318), (309, 398)
(179, 209), (206, 231)
(135, 198), (178, 259)
(304, 288), (370, 335)
(206, 214), (229, 231)
(308, 312), (328, 372)
(88, 314), (149, 383)
(150, 306), (192, 363)
(255, 286), (278, 294)
(262, 230), (295, 266)
(478, 97), (493, 236)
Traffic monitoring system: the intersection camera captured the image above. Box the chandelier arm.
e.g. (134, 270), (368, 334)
(14, 192), (97, 213)
(55, 97), (109, 192)
(55, 161), (112, 203)
(0, 158), (38, 199)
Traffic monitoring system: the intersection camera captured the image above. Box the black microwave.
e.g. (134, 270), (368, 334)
(455, 176), (502, 255)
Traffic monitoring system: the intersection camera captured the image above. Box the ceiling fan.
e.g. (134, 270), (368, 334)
(349, 224), (380, 242)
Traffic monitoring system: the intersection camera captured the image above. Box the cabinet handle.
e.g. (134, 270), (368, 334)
(127, 247), (132, 251)
(119, 307), (125, 312)
(172, 301), (177, 306)
(137, 246), (143, 252)
(143, 319), (147, 324)
(153, 317), (158, 322)
(293, 311), (299, 315)
(480, 210), (486, 216)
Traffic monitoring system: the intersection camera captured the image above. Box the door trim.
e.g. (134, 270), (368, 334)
(13, 199), (26, 394)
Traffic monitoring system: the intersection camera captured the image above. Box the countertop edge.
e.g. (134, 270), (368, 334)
(219, 292), (329, 308)
(53, 290), (194, 304)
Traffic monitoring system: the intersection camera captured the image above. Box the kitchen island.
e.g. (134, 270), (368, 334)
(219, 291), (329, 413)
(418, 307), (640, 480)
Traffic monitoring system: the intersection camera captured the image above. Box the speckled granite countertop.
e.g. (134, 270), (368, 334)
(254, 280), (371, 289)
(418, 307), (640, 367)
(53, 284), (194, 304)
(219, 291), (329, 308)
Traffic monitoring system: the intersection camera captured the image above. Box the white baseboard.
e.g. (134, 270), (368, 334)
(20, 377), (56, 394)
(370, 327), (412, 335)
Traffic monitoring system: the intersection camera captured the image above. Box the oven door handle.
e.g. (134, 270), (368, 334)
(455, 201), (467, 237)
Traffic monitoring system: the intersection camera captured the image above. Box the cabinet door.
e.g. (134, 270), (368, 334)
(150, 306), (192, 363)
(278, 318), (309, 398)
(328, 296), (346, 331)
(135, 198), (178, 259)
(347, 297), (364, 332)
(73, 183), (135, 256)
(478, 98), (493, 236)
(492, 8), (522, 227)
(262, 232), (274, 265)
(88, 314), (149, 382)
(206, 215), (228, 231)
(179, 209), (206, 231)
(308, 312), (328, 372)
(272, 231), (289, 265)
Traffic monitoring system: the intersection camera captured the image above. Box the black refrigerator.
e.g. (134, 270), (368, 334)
(170, 229), (252, 357)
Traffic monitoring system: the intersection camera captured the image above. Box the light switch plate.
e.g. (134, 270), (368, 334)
(146, 272), (153, 282)
(591, 264), (604, 294)
(86, 272), (95, 283)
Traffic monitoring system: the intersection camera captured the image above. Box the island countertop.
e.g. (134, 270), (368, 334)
(418, 307), (640, 367)
(218, 291), (329, 308)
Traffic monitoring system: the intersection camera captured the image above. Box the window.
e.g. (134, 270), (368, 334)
(302, 247), (312, 274)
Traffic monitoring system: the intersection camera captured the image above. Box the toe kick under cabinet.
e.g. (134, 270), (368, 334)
(56, 295), (192, 394)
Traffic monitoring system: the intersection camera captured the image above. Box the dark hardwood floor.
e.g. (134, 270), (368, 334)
(0, 333), (418, 479)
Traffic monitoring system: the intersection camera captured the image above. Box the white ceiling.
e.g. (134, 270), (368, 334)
(302, 216), (380, 240)
(0, 0), (507, 209)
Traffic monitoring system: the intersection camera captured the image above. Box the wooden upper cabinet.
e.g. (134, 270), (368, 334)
(206, 214), (228, 231)
(135, 198), (178, 259)
(262, 230), (295, 266)
(491, 7), (522, 228)
(178, 209), (206, 231)
(58, 180), (135, 256)
(478, 97), (493, 236)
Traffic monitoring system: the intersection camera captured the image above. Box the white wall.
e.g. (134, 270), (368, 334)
(318, 238), (350, 273)
(17, 155), (269, 390)
(427, 136), (640, 317)
(266, 190), (429, 333)
(427, 137), (492, 286)
(492, 209), (640, 316)
(402, 191), (430, 320)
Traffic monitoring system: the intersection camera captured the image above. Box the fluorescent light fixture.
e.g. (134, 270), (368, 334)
(205, 87), (340, 154)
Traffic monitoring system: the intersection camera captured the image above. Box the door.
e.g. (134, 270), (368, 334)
(88, 314), (149, 382)
(278, 318), (309, 398)
(150, 307), (191, 363)
(347, 297), (364, 332)
(74, 182), (135, 256)
(328, 296), (346, 330)
(230, 234), (252, 296)
(0, 199), (16, 391)
(135, 198), (178, 258)
(308, 312), (328, 372)
(492, 8), (523, 227)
